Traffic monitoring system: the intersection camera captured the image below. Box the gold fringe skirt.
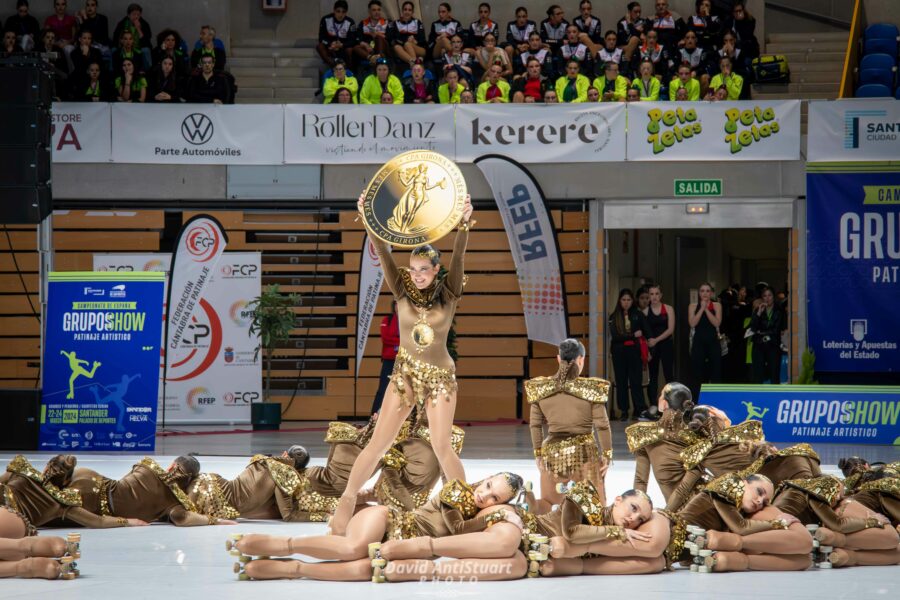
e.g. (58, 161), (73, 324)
(390, 348), (457, 409)
(383, 507), (422, 541)
(657, 509), (688, 570)
(189, 474), (240, 520)
(1, 484), (36, 537)
(540, 433), (601, 479)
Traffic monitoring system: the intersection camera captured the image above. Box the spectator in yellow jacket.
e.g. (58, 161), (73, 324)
(477, 64), (510, 103)
(593, 61), (629, 101)
(669, 63), (701, 100)
(323, 60), (359, 103)
(631, 59), (661, 100)
(437, 66), (467, 103)
(555, 59), (591, 102)
(709, 55), (743, 100)
(360, 57), (403, 104)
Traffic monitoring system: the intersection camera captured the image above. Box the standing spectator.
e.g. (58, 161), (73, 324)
(476, 63), (508, 102)
(617, 1), (648, 67)
(586, 85), (599, 101)
(540, 4), (568, 56)
(669, 61), (700, 100)
(643, 285), (675, 413)
(114, 56), (146, 102)
(594, 61), (628, 101)
(723, 1), (759, 60)
(352, 0), (388, 68)
(633, 29), (669, 81)
(597, 30), (624, 76)
(437, 65), (466, 103)
(555, 59), (589, 103)
(44, 0), (76, 52)
(76, 0), (109, 48)
(333, 86), (354, 103)
(371, 302), (400, 415)
(112, 3), (151, 70)
(573, 0), (602, 56)
(687, 0), (720, 51)
(185, 54), (230, 104)
(503, 5), (535, 65)
(459, 88), (474, 103)
(750, 286), (785, 384)
(651, 0), (685, 52)
(112, 30), (144, 75)
(317, 0), (354, 68)
(190, 25), (226, 72)
(709, 55), (743, 99)
(75, 60), (110, 101)
(153, 29), (187, 75)
(38, 28), (68, 98)
(5, 0), (39, 51)
(1, 27), (18, 56)
(514, 31), (552, 78)
(637, 287), (650, 312)
(147, 55), (180, 102)
(631, 59), (660, 100)
(560, 23), (591, 73)
(511, 57), (549, 102)
(688, 282), (722, 398)
(402, 60), (435, 103)
(69, 28), (101, 88)
(609, 288), (647, 421)
(359, 57), (402, 103)
(543, 88), (558, 102)
(387, 0), (425, 68)
(428, 2), (462, 61)
(441, 33), (473, 81)
(468, 2), (498, 50)
(672, 30), (713, 93)
(323, 59), (358, 103)
(474, 31), (510, 80)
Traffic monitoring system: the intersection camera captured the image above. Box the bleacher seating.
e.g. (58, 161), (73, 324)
(855, 83), (892, 97)
(856, 22), (900, 98)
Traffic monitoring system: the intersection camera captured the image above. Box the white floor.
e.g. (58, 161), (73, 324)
(2, 454), (898, 600)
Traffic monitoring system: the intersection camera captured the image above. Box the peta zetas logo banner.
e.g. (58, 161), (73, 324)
(626, 100), (801, 161)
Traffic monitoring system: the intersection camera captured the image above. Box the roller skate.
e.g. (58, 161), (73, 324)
(225, 534), (246, 558)
(684, 526), (710, 572)
(526, 534), (550, 577)
(805, 524), (820, 567)
(57, 556), (78, 580)
(814, 545), (834, 569)
(369, 542), (388, 583)
(513, 481), (535, 512)
(555, 481), (574, 495)
(63, 533), (81, 560)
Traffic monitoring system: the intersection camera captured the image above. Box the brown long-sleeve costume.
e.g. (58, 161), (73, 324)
(371, 224), (469, 409)
(384, 479), (501, 541)
(1, 455), (130, 535)
(737, 444), (822, 485)
(527, 375), (612, 478)
(774, 476), (885, 533)
(677, 472), (784, 535)
(850, 477), (900, 526)
(531, 480), (628, 544)
(69, 457), (214, 526)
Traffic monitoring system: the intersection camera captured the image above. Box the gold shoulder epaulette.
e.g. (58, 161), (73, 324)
(525, 376), (555, 404)
(716, 420), (765, 444)
(567, 377), (611, 404)
(625, 422), (665, 453)
(324, 421), (360, 444)
(702, 472), (745, 508)
(778, 443), (820, 463)
(439, 479), (477, 518)
(139, 457), (198, 512)
(565, 480), (606, 526)
(779, 476), (843, 506)
(260, 456), (302, 496)
(856, 477), (900, 500)
(6, 455), (82, 507)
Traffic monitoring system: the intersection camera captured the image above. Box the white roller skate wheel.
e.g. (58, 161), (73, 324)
(820, 546), (833, 553)
(812, 540), (820, 549)
(806, 525), (819, 533)
(698, 566), (710, 573)
(699, 549), (713, 558)
(819, 562), (832, 569)
(690, 564), (699, 572)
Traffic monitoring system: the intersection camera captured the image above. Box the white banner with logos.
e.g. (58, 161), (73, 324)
(474, 155), (568, 346)
(356, 235), (386, 376)
(111, 104), (283, 164)
(284, 104), (456, 164)
(93, 251), (261, 425)
(626, 100), (801, 161)
(456, 104), (626, 163)
(51, 102), (111, 163)
(807, 100), (900, 163)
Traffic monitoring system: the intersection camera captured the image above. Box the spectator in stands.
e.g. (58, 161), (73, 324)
(543, 88), (558, 102)
(44, 0), (76, 52)
(586, 85), (599, 101)
(323, 59), (358, 103)
(651, 0), (685, 51)
(673, 30), (713, 82)
(371, 302), (400, 415)
(38, 28), (68, 98)
(555, 58), (589, 102)
(468, 2), (498, 50)
(402, 59), (435, 102)
(560, 23), (591, 73)
(511, 56), (548, 102)
(185, 54), (230, 104)
(723, 1), (759, 60)
(441, 33), (473, 81)
(317, 0), (354, 68)
(669, 62), (700, 100)
(388, 0), (425, 68)
(631, 59), (660, 100)
(594, 61), (628, 101)
(709, 55), (742, 99)
(428, 2), (462, 61)
(687, 0), (720, 52)
(359, 57), (402, 103)
(153, 29), (188, 75)
(718, 30), (748, 78)
(626, 86), (640, 101)
(148, 55), (180, 102)
(352, 0), (388, 68)
(540, 4), (567, 56)
(503, 5), (535, 64)
(113, 29), (144, 75)
(634, 29), (668, 81)
(617, 1), (647, 67)
(674, 86), (688, 100)
(514, 31), (552, 77)
(597, 29), (624, 76)
(115, 56), (146, 102)
(476, 63), (509, 102)
(459, 88), (474, 103)
(437, 64), (466, 103)
(333, 86), (354, 103)
(573, 0), (602, 56)
(75, 60), (110, 100)
(379, 90), (394, 103)
(112, 3), (151, 70)
(1, 27), (18, 55)
(5, 0), (39, 51)
(475, 31), (510, 80)
(191, 25), (226, 72)
(70, 29), (101, 84)
(76, 0), (109, 49)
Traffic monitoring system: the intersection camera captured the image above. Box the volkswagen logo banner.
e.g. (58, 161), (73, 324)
(181, 113), (215, 145)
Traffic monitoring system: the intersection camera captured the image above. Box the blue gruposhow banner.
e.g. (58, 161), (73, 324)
(700, 384), (900, 445)
(807, 169), (900, 372)
(40, 272), (165, 451)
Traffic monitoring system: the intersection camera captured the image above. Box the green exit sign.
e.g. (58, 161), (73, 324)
(675, 179), (723, 197)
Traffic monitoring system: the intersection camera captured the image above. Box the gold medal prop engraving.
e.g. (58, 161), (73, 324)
(362, 150), (467, 249)
(411, 309), (435, 351)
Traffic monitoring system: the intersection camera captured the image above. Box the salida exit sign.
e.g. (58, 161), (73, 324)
(674, 179), (723, 197)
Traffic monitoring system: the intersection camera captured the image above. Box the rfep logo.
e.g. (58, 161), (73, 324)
(143, 259), (166, 272)
(186, 386), (216, 410)
(181, 113), (214, 145)
(646, 107), (701, 154)
(184, 221), (221, 262)
(229, 299), (254, 327)
(724, 106), (781, 154)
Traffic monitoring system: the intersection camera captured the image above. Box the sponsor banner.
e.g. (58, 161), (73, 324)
(40, 272), (164, 451)
(94, 252), (261, 424)
(700, 384), (900, 445)
(456, 104), (626, 163)
(625, 100), (801, 161)
(356, 235), (386, 376)
(475, 155), (568, 346)
(808, 100), (900, 163)
(111, 104), (283, 164)
(51, 102), (111, 163)
(284, 104), (455, 164)
(807, 170), (900, 372)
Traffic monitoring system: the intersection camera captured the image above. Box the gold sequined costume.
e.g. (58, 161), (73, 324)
(384, 479), (498, 542)
(679, 420), (766, 474)
(531, 481), (628, 545)
(675, 472), (787, 535)
(851, 476), (900, 527)
(774, 475), (885, 532)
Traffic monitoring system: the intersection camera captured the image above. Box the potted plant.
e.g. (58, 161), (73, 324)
(247, 284), (299, 430)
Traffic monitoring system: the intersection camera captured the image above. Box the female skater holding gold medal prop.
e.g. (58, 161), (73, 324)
(329, 191), (473, 536)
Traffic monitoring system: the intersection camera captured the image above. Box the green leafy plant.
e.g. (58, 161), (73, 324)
(796, 348), (818, 385)
(247, 284), (299, 402)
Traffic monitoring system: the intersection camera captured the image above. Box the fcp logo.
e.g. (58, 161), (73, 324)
(181, 113), (214, 145)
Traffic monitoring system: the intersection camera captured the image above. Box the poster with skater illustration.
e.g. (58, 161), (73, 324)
(39, 271), (165, 451)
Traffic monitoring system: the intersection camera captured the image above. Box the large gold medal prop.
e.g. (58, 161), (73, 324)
(362, 150), (467, 249)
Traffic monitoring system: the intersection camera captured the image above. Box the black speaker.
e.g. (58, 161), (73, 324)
(0, 388), (41, 451)
(0, 147), (51, 186)
(0, 186), (52, 224)
(0, 58), (53, 105)
(251, 402), (282, 431)
(0, 106), (51, 146)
